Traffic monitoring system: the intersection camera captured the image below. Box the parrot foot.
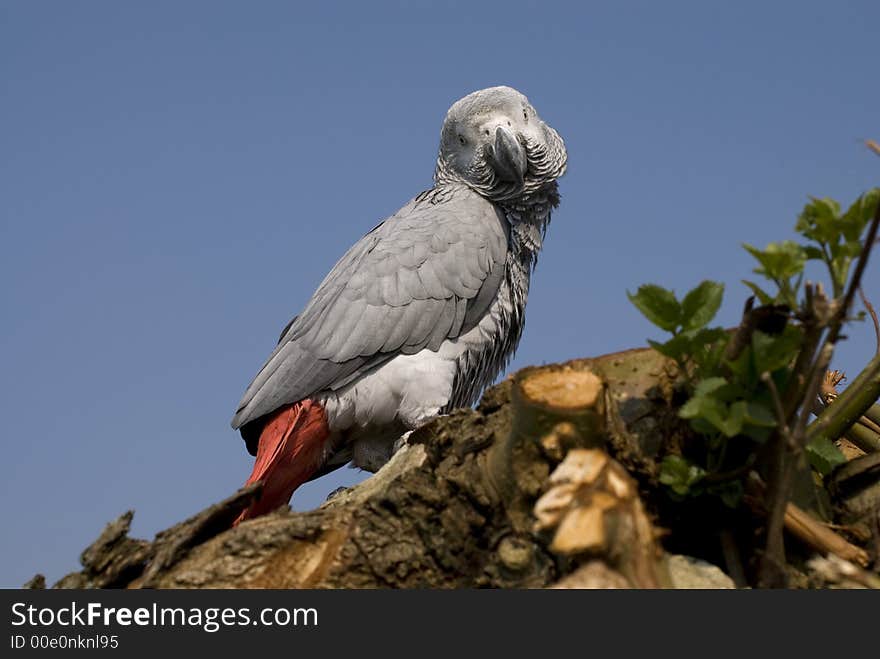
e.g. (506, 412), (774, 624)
(392, 430), (414, 454)
(392, 413), (449, 453)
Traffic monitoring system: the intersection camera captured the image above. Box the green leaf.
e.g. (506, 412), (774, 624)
(839, 188), (880, 242)
(741, 280), (774, 305)
(826, 240), (862, 294)
(802, 245), (825, 261)
(725, 347), (755, 384)
(679, 391), (720, 419)
(751, 326), (802, 374)
(678, 395), (705, 420)
(796, 197), (841, 244)
(699, 399), (730, 433)
(693, 377), (728, 398)
(830, 253), (855, 294)
(648, 335), (692, 362)
(686, 417), (715, 437)
(742, 424), (773, 443)
(708, 480), (744, 508)
(694, 327), (732, 345)
(719, 400), (746, 437)
(680, 281), (724, 331)
(744, 401), (777, 427)
(648, 338), (680, 360)
(805, 436), (846, 476)
(743, 241), (807, 281)
(742, 243), (767, 270)
(680, 377), (730, 433)
(680, 378), (762, 438)
(659, 455), (706, 496)
(650, 327), (729, 368)
(734, 400), (776, 441)
(830, 240), (863, 261)
(689, 328), (731, 375)
(627, 284), (681, 333)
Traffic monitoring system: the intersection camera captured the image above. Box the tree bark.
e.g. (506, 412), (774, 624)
(42, 348), (878, 589)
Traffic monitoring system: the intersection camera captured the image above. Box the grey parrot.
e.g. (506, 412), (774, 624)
(231, 86), (567, 523)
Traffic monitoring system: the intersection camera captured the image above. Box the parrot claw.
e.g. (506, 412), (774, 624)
(393, 413), (451, 454)
(392, 430), (414, 454)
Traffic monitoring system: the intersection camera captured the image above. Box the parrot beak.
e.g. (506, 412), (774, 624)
(488, 125), (527, 185)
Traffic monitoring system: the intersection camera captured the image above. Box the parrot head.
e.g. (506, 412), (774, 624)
(435, 86), (567, 201)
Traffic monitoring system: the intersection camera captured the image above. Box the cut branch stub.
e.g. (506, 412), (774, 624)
(808, 351), (880, 451)
(485, 364), (606, 520)
(845, 422), (880, 454)
(830, 452), (880, 536)
(512, 365), (605, 447)
(54, 511), (153, 589)
(534, 448), (670, 588)
(784, 502), (869, 567)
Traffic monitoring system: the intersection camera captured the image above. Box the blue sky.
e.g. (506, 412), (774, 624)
(1, 1), (878, 587)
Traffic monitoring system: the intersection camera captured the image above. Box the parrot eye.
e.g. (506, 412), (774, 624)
(458, 135), (466, 146)
(523, 108), (529, 121)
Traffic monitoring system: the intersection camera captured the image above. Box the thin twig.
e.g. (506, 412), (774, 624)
(758, 291), (832, 586)
(701, 456), (756, 484)
(762, 372), (793, 447)
(867, 139), (880, 157)
(858, 287), (880, 356)
(759, 457), (790, 586)
(826, 198), (880, 347)
(785, 503), (869, 566)
(719, 529), (748, 588)
(782, 284), (824, 421)
(793, 344), (834, 441)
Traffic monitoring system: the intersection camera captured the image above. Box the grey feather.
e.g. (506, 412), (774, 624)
(231, 184), (509, 429)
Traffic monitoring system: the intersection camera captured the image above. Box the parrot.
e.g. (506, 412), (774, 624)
(231, 86), (567, 524)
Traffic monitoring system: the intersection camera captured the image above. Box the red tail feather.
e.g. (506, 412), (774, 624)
(233, 399), (330, 526)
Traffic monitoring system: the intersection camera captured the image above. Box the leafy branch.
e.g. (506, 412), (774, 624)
(628, 187), (880, 587)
